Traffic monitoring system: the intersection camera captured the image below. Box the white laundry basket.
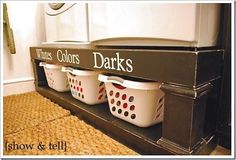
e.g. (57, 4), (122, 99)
(61, 67), (107, 105)
(98, 74), (165, 127)
(39, 62), (70, 92)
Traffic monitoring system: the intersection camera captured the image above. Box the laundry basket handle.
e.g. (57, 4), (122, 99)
(61, 67), (73, 73)
(107, 76), (125, 85)
(39, 62), (61, 69)
(98, 75), (125, 85)
(39, 62), (46, 67)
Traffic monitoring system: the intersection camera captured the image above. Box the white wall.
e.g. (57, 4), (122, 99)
(3, 3), (46, 96)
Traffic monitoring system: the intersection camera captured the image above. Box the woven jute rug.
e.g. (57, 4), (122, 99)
(3, 92), (138, 155)
(4, 92), (70, 135)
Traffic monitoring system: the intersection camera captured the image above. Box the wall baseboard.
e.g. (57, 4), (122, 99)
(3, 77), (35, 85)
(3, 78), (35, 96)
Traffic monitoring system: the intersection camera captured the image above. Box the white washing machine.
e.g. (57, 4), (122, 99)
(44, 3), (88, 42)
(88, 3), (221, 47)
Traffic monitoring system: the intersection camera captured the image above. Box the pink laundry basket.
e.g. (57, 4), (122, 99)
(98, 74), (165, 127)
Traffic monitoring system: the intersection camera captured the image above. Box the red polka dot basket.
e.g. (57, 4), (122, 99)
(62, 67), (107, 105)
(98, 74), (165, 127)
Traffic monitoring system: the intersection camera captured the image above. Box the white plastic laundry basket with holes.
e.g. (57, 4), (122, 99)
(61, 67), (107, 105)
(39, 62), (70, 92)
(98, 74), (165, 127)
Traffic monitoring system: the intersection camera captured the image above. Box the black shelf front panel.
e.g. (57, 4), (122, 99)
(30, 46), (223, 87)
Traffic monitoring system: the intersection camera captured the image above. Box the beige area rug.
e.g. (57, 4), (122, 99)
(4, 92), (70, 135)
(3, 92), (138, 155)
